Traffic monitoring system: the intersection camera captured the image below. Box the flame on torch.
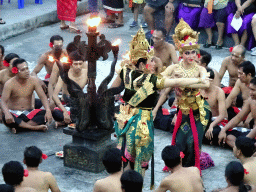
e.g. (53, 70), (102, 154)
(86, 17), (101, 27)
(60, 56), (69, 63)
(48, 55), (55, 62)
(112, 39), (121, 46)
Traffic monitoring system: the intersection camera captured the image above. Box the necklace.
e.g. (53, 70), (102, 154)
(179, 61), (198, 78)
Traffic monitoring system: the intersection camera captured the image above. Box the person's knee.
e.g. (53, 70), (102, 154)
(165, 7), (174, 17)
(144, 5), (155, 15)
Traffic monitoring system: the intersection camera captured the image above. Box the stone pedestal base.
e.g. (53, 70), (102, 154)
(63, 128), (116, 173)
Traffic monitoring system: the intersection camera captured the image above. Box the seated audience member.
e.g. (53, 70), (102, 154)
(219, 45), (246, 87)
(52, 51), (88, 127)
(227, 0), (256, 47)
(199, 50), (220, 86)
(0, 45), (5, 70)
(0, 184), (14, 192)
(2, 161), (36, 192)
(233, 137), (256, 186)
(120, 170), (143, 192)
(129, 0), (147, 28)
(1, 58), (53, 134)
(251, 13), (256, 55)
(198, 0), (229, 49)
(218, 77), (256, 148)
(201, 68), (227, 145)
(144, 0), (178, 37)
(93, 148), (122, 192)
(156, 145), (204, 192)
(212, 161), (253, 192)
(21, 146), (61, 192)
(151, 28), (178, 68)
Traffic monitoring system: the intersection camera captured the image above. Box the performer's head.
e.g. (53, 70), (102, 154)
(152, 27), (167, 48)
(199, 50), (212, 67)
(102, 148), (122, 174)
(24, 146), (43, 168)
(147, 56), (163, 74)
(3, 53), (20, 71)
(69, 51), (84, 74)
(249, 77), (256, 100)
(12, 58), (30, 79)
(173, 19), (200, 64)
(231, 45), (246, 65)
(121, 170), (143, 192)
(2, 161), (24, 186)
(234, 136), (255, 158)
(50, 35), (64, 60)
(0, 45), (5, 60)
(161, 145), (181, 169)
(238, 61), (255, 84)
(224, 161), (245, 188)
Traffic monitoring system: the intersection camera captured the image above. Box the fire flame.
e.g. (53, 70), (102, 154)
(48, 55), (54, 62)
(112, 39), (121, 46)
(86, 17), (101, 27)
(60, 56), (69, 63)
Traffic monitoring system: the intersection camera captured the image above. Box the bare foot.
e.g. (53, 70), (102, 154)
(55, 121), (66, 128)
(34, 125), (48, 132)
(11, 128), (17, 134)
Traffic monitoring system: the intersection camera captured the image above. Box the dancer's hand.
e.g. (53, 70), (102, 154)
(45, 110), (53, 124)
(200, 72), (210, 84)
(218, 130), (227, 146)
(205, 125), (214, 140)
(63, 111), (71, 124)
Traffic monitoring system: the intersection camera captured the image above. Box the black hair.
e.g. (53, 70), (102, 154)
(0, 45), (5, 56)
(206, 67), (215, 80)
(69, 51), (83, 62)
(2, 161), (24, 186)
(225, 161), (251, 192)
(24, 146), (42, 167)
(4, 53), (20, 64)
(50, 35), (63, 44)
(250, 77), (256, 86)
(235, 137), (255, 157)
(102, 148), (122, 174)
(121, 170), (143, 192)
(200, 50), (212, 66)
(155, 27), (167, 37)
(238, 61), (255, 77)
(135, 58), (147, 69)
(66, 43), (78, 55)
(162, 145), (181, 169)
(0, 184), (14, 192)
(12, 58), (27, 69)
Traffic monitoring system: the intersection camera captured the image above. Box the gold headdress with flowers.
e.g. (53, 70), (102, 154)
(173, 18), (200, 54)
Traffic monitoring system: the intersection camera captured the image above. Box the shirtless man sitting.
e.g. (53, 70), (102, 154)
(201, 68), (227, 145)
(120, 170), (143, 192)
(1, 58), (53, 133)
(52, 51), (87, 127)
(2, 161), (36, 192)
(199, 50), (220, 86)
(233, 137), (256, 187)
(218, 77), (256, 148)
(219, 45), (246, 87)
(156, 145), (204, 192)
(21, 146), (61, 192)
(152, 28), (178, 70)
(93, 148), (123, 192)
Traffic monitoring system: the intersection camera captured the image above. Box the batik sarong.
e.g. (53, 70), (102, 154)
(57, 0), (78, 22)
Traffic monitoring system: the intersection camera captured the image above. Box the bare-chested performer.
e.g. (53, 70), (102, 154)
(201, 68), (227, 145)
(199, 50), (220, 87)
(219, 45), (246, 87)
(52, 51), (88, 127)
(233, 137), (256, 187)
(156, 145), (204, 192)
(1, 58), (53, 134)
(93, 148), (122, 192)
(152, 27), (178, 70)
(219, 77), (256, 148)
(2, 161), (36, 192)
(21, 146), (61, 192)
(120, 170), (143, 192)
(0, 45), (5, 70)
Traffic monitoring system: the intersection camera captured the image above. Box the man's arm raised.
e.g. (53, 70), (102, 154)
(1, 81), (14, 124)
(34, 77), (53, 124)
(31, 54), (47, 77)
(218, 57), (228, 83)
(218, 99), (251, 145)
(225, 79), (241, 109)
(48, 63), (59, 110)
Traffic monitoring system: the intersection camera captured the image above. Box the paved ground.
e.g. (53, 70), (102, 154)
(0, 3), (256, 191)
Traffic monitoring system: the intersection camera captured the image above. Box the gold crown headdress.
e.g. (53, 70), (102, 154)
(173, 19), (200, 54)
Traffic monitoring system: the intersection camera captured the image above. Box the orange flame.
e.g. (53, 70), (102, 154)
(48, 55), (54, 62)
(86, 17), (101, 27)
(112, 39), (121, 46)
(60, 56), (69, 63)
